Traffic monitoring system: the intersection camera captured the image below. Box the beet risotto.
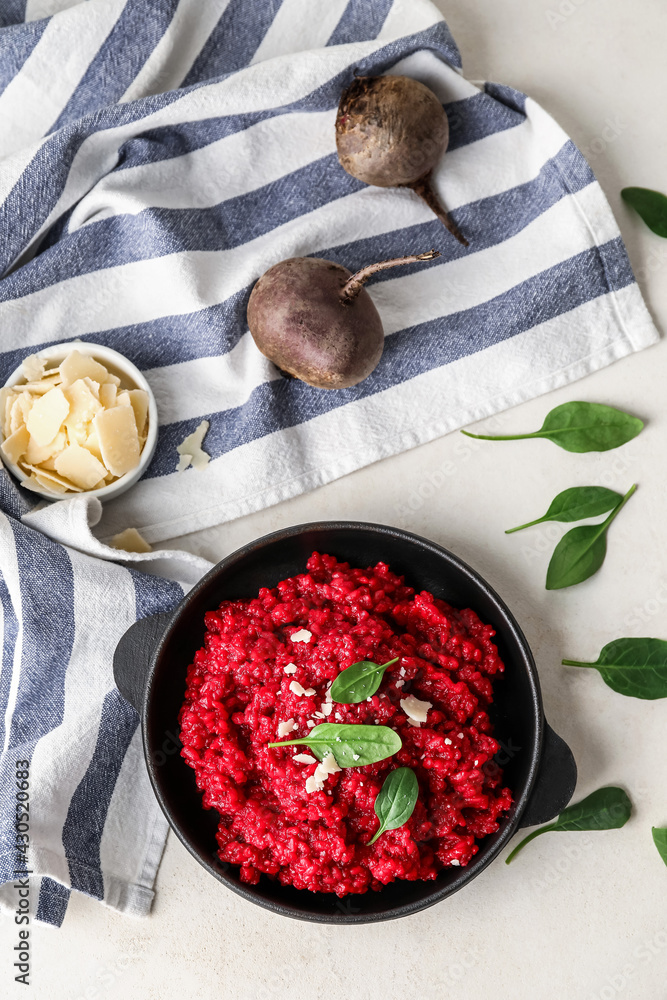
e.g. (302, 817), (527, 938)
(178, 552), (513, 896)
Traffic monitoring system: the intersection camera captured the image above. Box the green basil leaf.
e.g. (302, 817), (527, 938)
(545, 484), (636, 590)
(506, 786), (632, 864)
(330, 657), (399, 704)
(267, 722), (401, 767)
(652, 827), (667, 866)
(552, 787), (632, 832)
(462, 401), (644, 453)
(505, 486), (623, 534)
(367, 767), (419, 845)
(563, 637), (667, 699)
(621, 187), (667, 238)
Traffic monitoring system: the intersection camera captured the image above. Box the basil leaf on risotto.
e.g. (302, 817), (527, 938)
(368, 767), (419, 845)
(268, 722), (402, 766)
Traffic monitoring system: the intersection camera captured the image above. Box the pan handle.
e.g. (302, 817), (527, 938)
(518, 721), (577, 829)
(113, 611), (173, 713)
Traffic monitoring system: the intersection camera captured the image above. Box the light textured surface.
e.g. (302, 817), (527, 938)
(3, 1), (667, 997)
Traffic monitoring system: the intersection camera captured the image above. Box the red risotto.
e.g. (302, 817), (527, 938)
(179, 552), (512, 895)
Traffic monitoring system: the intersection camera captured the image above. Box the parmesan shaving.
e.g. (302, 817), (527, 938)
(277, 719), (297, 738)
(290, 629), (312, 643)
(176, 420), (210, 472)
(26, 388), (69, 447)
(60, 350), (111, 388)
(21, 355), (46, 382)
(55, 445), (107, 490)
(93, 405), (140, 478)
(0, 426), (29, 465)
(400, 694), (432, 725)
(110, 528), (152, 553)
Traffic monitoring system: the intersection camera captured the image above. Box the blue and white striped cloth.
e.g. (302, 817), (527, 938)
(0, 0), (659, 925)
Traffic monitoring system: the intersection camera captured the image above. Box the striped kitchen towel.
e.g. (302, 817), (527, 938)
(0, 0), (659, 928)
(0, 0), (659, 544)
(0, 474), (212, 926)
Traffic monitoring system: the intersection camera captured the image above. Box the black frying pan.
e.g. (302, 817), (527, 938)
(113, 521), (577, 923)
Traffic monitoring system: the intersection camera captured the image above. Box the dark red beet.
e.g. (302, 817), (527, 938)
(247, 250), (440, 390)
(336, 75), (468, 247)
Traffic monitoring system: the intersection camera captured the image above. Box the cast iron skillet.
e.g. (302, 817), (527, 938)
(113, 521), (577, 923)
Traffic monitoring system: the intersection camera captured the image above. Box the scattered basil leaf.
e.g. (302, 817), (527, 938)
(563, 637), (667, 699)
(652, 827), (667, 866)
(505, 786), (632, 864)
(545, 484), (636, 590)
(461, 401), (644, 453)
(505, 486), (623, 534)
(368, 767), (419, 846)
(330, 656), (399, 704)
(621, 187), (667, 238)
(267, 722), (401, 767)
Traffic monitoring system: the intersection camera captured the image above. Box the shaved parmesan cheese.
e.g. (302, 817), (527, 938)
(277, 719), (298, 738)
(293, 753), (316, 764)
(290, 629), (312, 643)
(26, 388), (69, 447)
(400, 694), (432, 725)
(93, 405), (140, 477)
(110, 528), (152, 553)
(320, 702), (333, 717)
(22, 354), (46, 382)
(60, 350), (110, 388)
(1, 389), (14, 436)
(64, 379), (102, 442)
(55, 444), (107, 490)
(289, 681), (315, 697)
(318, 752), (341, 775)
(21, 374), (62, 394)
(23, 464), (82, 493)
(99, 383), (117, 408)
(1, 425), (29, 465)
(9, 393), (32, 435)
(306, 752), (341, 793)
(25, 431), (66, 467)
(127, 389), (149, 437)
(284, 663), (297, 674)
(2, 349), (150, 493)
(83, 429), (103, 464)
(176, 420), (210, 472)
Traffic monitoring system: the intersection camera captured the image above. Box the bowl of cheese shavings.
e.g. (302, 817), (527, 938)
(0, 341), (158, 501)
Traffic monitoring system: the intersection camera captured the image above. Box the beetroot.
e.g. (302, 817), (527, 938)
(336, 75), (468, 247)
(247, 250), (439, 389)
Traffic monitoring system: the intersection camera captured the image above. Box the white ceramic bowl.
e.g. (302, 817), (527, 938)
(1, 341), (158, 502)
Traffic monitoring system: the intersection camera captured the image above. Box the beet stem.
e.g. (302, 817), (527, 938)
(408, 174), (469, 247)
(340, 249), (440, 301)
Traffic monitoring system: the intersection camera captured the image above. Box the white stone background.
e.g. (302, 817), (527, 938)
(3, 0), (667, 997)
